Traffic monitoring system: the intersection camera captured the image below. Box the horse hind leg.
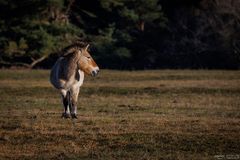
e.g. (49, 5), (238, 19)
(61, 89), (70, 118)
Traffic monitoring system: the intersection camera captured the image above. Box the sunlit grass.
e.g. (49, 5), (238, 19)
(0, 69), (239, 159)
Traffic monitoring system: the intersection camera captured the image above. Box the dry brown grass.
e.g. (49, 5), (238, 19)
(0, 69), (239, 159)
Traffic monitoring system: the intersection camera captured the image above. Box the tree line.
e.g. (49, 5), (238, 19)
(0, 0), (239, 69)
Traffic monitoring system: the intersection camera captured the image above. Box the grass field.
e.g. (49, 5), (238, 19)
(0, 69), (239, 160)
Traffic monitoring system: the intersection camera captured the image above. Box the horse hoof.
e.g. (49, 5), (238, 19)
(71, 114), (78, 119)
(62, 113), (70, 119)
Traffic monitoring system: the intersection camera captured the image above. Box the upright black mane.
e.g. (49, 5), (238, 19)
(61, 41), (88, 57)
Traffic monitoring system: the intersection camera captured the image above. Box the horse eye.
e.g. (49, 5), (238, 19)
(87, 56), (91, 59)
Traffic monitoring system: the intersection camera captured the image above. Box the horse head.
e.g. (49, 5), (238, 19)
(77, 44), (99, 77)
(61, 42), (99, 77)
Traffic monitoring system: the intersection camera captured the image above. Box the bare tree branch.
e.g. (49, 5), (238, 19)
(30, 56), (47, 68)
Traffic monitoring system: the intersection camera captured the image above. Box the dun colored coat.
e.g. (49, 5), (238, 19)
(50, 42), (99, 118)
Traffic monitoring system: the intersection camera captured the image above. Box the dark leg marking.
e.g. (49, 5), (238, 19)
(61, 92), (70, 119)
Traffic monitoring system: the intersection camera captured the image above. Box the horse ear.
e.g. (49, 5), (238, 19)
(85, 44), (90, 51)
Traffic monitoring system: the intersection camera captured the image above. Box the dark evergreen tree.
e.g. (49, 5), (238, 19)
(0, 0), (82, 68)
(0, 0), (239, 69)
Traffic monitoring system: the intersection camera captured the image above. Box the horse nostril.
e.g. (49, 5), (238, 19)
(92, 70), (97, 77)
(91, 69), (99, 77)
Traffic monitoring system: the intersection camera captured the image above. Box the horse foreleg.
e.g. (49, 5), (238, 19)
(70, 86), (80, 119)
(60, 89), (70, 118)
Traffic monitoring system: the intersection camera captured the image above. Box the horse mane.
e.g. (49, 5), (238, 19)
(61, 41), (88, 57)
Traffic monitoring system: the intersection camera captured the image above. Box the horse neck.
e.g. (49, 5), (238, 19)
(64, 54), (80, 80)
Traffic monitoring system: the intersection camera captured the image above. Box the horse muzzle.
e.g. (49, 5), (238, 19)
(91, 68), (100, 77)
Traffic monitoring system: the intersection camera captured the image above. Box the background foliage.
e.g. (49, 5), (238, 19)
(0, 0), (239, 69)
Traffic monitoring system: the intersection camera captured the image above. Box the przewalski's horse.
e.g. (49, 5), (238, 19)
(50, 42), (99, 119)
